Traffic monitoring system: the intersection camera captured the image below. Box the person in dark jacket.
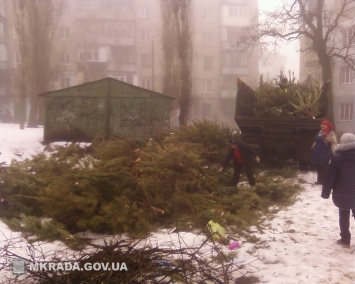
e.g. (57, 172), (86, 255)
(311, 119), (337, 185)
(322, 132), (355, 248)
(218, 139), (259, 187)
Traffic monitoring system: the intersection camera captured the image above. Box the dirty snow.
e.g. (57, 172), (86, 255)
(0, 123), (354, 283)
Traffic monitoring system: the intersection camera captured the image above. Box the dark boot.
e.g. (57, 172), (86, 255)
(339, 209), (351, 246)
(336, 239), (350, 248)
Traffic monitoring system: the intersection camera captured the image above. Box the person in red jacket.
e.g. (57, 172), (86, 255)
(311, 119), (337, 185)
(218, 139), (259, 187)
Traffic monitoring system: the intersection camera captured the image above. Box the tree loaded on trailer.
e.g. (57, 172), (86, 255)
(234, 77), (329, 169)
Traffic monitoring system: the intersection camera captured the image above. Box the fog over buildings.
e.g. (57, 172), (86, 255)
(0, 0), (259, 127)
(0, 0), (354, 131)
(258, 0), (300, 81)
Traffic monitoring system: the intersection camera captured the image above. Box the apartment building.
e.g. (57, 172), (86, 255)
(190, 0), (258, 126)
(299, 0), (355, 133)
(57, 0), (144, 88)
(332, 2), (355, 134)
(0, 0), (12, 122)
(1, 0), (259, 128)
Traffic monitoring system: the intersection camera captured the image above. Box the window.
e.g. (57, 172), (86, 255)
(78, 0), (97, 10)
(106, 25), (118, 36)
(309, 70), (322, 84)
(203, 80), (212, 93)
(342, 26), (355, 47)
(119, 23), (134, 37)
(13, 0), (21, 11)
(139, 5), (150, 18)
(14, 51), (21, 65)
(111, 75), (127, 82)
(229, 5), (249, 18)
(203, 33), (213, 45)
(240, 53), (248, 67)
(87, 47), (99, 61)
(0, 43), (6, 61)
(340, 65), (353, 84)
(59, 27), (70, 39)
(203, 57), (213, 70)
(222, 76), (237, 90)
(141, 30), (151, 42)
(13, 28), (19, 39)
(62, 77), (71, 88)
(202, 103), (212, 116)
(223, 51), (247, 67)
(227, 29), (242, 43)
(116, 4), (134, 19)
(140, 78), (152, 90)
(0, 1), (4, 16)
(78, 49), (84, 61)
(79, 46), (102, 62)
(113, 48), (135, 64)
(141, 54), (152, 68)
(106, 23), (134, 38)
(339, 103), (353, 121)
(61, 53), (70, 65)
(89, 24), (104, 35)
(203, 9), (213, 21)
(224, 102), (235, 116)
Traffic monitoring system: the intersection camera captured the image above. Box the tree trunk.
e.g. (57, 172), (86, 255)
(19, 98), (26, 130)
(179, 103), (189, 126)
(319, 55), (334, 125)
(14, 0), (62, 130)
(27, 96), (39, 128)
(160, 0), (193, 127)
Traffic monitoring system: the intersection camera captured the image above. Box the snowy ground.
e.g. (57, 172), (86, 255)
(0, 123), (354, 283)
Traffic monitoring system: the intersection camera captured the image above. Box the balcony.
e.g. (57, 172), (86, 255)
(0, 86), (5, 95)
(90, 36), (135, 46)
(0, 61), (7, 69)
(220, 89), (236, 98)
(221, 66), (248, 75)
(75, 10), (134, 21)
(107, 62), (136, 73)
(305, 60), (320, 68)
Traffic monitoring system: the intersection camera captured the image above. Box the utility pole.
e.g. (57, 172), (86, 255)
(151, 34), (161, 91)
(151, 38), (155, 91)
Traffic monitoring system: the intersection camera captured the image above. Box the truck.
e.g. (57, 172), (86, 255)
(234, 78), (329, 169)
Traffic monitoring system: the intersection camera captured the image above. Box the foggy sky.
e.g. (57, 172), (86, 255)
(258, 0), (300, 78)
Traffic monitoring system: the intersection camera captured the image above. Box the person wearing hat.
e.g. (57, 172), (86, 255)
(311, 119), (337, 185)
(321, 132), (355, 248)
(218, 139), (259, 187)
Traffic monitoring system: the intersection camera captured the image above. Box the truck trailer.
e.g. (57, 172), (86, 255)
(234, 78), (329, 169)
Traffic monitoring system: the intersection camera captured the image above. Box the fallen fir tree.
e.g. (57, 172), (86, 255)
(254, 73), (325, 118)
(0, 120), (302, 248)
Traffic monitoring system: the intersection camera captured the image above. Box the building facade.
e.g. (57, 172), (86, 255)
(190, 0), (259, 126)
(299, 0), (355, 133)
(0, 0), (12, 122)
(1, 0), (259, 128)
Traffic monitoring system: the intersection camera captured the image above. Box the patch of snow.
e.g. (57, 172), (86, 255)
(0, 123), (354, 283)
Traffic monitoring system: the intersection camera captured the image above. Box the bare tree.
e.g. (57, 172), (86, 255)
(14, 0), (63, 128)
(160, 0), (193, 127)
(239, 0), (355, 124)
